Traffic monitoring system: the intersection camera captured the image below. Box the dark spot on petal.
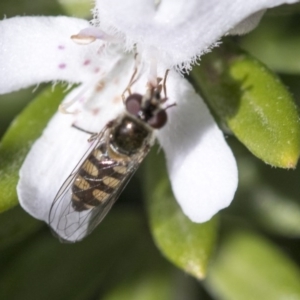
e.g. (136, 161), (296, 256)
(113, 96), (121, 104)
(83, 59), (91, 66)
(58, 63), (67, 69)
(58, 45), (65, 50)
(91, 108), (101, 115)
(94, 67), (100, 73)
(95, 81), (105, 92)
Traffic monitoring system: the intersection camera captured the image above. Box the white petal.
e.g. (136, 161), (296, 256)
(94, 0), (299, 68)
(0, 16), (105, 94)
(156, 72), (238, 222)
(17, 56), (134, 239)
(229, 10), (266, 35)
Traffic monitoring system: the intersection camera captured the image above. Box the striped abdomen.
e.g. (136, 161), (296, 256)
(71, 144), (128, 211)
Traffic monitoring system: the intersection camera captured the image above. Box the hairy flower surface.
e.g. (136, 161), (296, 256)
(0, 0), (297, 241)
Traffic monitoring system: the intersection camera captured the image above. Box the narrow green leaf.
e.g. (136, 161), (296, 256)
(145, 149), (218, 280)
(0, 0), (64, 17)
(280, 74), (300, 108)
(250, 186), (300, 237)
(0, 206), (42, 251)
(0, 210), (159, 300)
(191, 39), (300, 168)
(102, 269), (201, 300)
(102, 272), (174, 300)
(228, 137), (300, 237)
(0, 85), (66, 212)
(0, 87), (43, 137)
(58, 0), (92, 18)
(99, 271), (184, 300)
(241, 14), (300, 74)
(206, 230), (300, 300)
(268, 3), (300, 15)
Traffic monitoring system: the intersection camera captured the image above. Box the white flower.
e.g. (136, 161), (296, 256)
(0, 0), (297, 241)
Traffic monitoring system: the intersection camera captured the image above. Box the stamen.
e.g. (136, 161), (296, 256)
(71, 34), (96, 45)
(154, 0), (161, 9)
(71, 27), (121, 45)
(58, 84), (90, 114)
(148, 57), (158, 87)
(58, 77), (105, 114)
(59, 101), (80, 115)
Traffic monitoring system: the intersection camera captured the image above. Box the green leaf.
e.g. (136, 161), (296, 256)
(280, 74), (300, 108)
(250, 186), (300, 237)
(101, 269), (200, 300)
(226, 137), (300, 237)
(240, 14), (300, 74)
(0, 209), (161, 300)
(58, 0), (92, 18)
(0, 87), (44, 137)
(0, 0), (64, 17)
(191, 39), (300, 168)
(145, 149), (218, 280)
(0, 206), (42, 251)
(0, 85), (67, 212)
(206, 230), (300, 300)
(102, 272), (174, 300)
(268, 2), (300, 15)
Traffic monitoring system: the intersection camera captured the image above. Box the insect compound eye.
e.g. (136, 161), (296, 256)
(125, 93), (143, 116)
(147, 109), (167, 129)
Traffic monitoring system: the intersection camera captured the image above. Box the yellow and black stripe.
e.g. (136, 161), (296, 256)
(71, 144), (128, 211)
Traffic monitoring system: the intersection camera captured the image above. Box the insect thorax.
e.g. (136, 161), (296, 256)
(109, 114), (153, 156)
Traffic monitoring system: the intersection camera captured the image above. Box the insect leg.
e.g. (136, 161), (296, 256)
(122, 52), (141, 102)
(71, 124), (101, 142)
(72, 123), (96, 135)
(164, 102), (177, 111)
(162, 69), (169, 100)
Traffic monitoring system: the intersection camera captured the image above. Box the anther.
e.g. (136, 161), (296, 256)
(71, 27), (121, 45)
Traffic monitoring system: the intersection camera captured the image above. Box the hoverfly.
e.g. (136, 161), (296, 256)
(49, 71), (173, 242)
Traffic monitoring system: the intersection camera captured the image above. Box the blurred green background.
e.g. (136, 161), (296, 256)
(1, 1), (300, 300)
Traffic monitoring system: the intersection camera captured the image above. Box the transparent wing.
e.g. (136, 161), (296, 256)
(49, 127), (150, 242)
